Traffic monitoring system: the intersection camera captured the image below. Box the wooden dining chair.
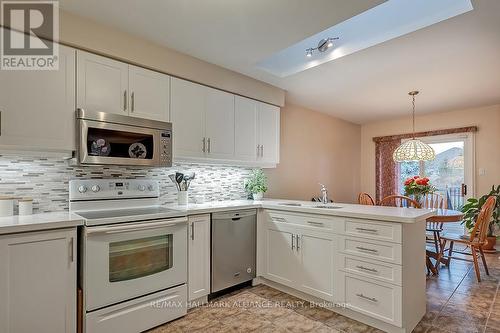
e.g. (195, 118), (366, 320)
(379, 195), (421, 208)
(358, 192), (375, 205)
(439, 196), (497, 282)
(423, 193), (446, 272)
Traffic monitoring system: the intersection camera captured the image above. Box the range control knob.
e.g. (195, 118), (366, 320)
(138, 185), (146, 191)
(78, 185), (88, 193)
(91, 185), (101, 193)
(148, 185), (154, 191)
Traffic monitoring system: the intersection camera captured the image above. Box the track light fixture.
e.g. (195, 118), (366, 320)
(305, 37), (339, 58)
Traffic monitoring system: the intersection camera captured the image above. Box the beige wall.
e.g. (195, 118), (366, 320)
(361, 104), (500, 198)
(57, 11), (284, 106)
(265, 103), (361, 203)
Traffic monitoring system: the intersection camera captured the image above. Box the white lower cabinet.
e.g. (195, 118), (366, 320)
(264, 219), (335, 301)
(188, 215), (211, 301)
(0, 228), (77, 333)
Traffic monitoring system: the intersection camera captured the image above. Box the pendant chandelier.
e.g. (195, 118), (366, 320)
(393, 91), (435, 162)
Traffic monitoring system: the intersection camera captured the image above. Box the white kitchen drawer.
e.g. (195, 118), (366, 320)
(86, 285), (187, 333)
(339, 236), (402, 264)
(343, 218), (402, 243)
(343, 273), (402, 326)
(339, 254), (402, 286)
(266, 210), (337, 232)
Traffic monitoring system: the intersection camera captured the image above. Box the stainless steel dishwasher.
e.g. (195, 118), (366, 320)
(211, 209), (256, 293)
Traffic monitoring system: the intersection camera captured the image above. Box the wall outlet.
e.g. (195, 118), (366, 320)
(479, 168), (486, 176)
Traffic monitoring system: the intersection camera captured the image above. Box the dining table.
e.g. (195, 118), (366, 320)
(425, 208), (464, 275)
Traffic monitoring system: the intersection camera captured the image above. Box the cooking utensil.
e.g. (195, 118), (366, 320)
(175, 172), (184, 191)
(169, 174), (180, 191)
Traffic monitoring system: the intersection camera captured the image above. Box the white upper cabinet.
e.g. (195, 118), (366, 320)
(170, 78), (280, 167)
(170, 78), (206, 158)
(77, 51), (129, 115)
(128, 65), (170, 121)
(258, 103), (280, 165)
(234, 96), (258, 161)
(77, 51), (170, 121)
(0, 43), (76, 152)
(205, 88), (235, 159)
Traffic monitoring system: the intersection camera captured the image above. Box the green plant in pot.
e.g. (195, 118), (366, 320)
(244, 169), (268, 200)
(461, 185), (500, 253)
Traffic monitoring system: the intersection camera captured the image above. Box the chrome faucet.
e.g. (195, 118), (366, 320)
(319, 183), (329, 204)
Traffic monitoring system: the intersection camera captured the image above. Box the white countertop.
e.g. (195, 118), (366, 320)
(0, 212), (84, 235)
(0, 198), (435, 235)
(166, 198), (436, 223)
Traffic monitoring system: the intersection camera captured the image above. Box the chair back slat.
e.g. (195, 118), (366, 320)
(469, 196), (497, 243)
(358, 192), (375, 206)
(379, 195), (421, 208)
(422, 193), (445, 209)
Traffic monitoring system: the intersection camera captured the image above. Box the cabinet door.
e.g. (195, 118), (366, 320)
(204, 87), (235, 159)
(188, 215), (211, 301)
(265, 225), (298, 286)
(77, 50), (129, 115)
(258, 103), (280, 165)
(234, 96), (258, 161)
(0, 228), (76, 333)
(297, 230), (335, 301)
(128, 65), (170, 121)
(170, 78), (206, 158)
(0, 43), (76, 151)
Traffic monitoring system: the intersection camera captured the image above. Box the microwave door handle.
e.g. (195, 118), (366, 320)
(86, 218), (187, 235)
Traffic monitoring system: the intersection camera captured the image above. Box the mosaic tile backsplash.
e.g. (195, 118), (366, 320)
(0, 155), (253, 213)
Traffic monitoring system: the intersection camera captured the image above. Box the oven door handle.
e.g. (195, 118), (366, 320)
(86, 217), (187, 235)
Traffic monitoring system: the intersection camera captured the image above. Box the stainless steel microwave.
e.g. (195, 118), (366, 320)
(76, 109), (172, 167)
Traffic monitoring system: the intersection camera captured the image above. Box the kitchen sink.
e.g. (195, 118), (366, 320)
(278, 202), (302, 206)
(312, 205), (343, 209)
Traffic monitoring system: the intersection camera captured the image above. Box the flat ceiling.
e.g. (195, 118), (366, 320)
(60, 0), (500, 124)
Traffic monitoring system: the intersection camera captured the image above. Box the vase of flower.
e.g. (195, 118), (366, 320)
(403, 176), (436, 206)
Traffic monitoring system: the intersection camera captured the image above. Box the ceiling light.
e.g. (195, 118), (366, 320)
(305, 37), (339, 58)
(393, 91), (436, 162)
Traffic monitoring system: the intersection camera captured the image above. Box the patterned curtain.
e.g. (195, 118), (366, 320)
(374, 138), (401, 203)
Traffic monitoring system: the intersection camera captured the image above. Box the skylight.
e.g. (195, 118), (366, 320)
(256, 0), (473, 77)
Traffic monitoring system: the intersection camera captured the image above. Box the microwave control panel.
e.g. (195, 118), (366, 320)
(160, 130), (172, 166)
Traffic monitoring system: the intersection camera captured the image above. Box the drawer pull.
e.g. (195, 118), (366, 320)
(356, 265), (378, 273)
(356, 293), (378, 302)
(272, 217), (286, 222)
(355, 227), (378, 233)
(355, 246), (378, 253)
(307, 221), (324, 226)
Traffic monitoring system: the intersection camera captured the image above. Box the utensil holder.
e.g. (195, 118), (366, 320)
(178, 191), (188, 205)
(18, 198), (33, 215)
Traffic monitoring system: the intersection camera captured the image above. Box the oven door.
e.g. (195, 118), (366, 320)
(78, 118), (167, 167)
(84, 217), (187, 311)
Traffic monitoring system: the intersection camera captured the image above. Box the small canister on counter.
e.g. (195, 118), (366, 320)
(0, 196), (14, 217)
(18, 197), (33, 215)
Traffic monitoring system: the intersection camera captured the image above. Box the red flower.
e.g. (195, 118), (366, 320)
(413, 176), (420, 179)
(404, 178), (413, 186)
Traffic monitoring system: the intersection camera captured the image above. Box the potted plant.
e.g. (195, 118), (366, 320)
(461, 185), (500, 253)
(244, 169), (268, 200)
(403, 176), (436, 205)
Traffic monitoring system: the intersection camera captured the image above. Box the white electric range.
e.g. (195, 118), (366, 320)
(69, 179), (188, 333)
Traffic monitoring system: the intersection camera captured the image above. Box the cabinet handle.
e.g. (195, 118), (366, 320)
(207, 138), (211, 153)
(123, 90), (127, 111)
(307, 221), (324, 226)
(69, 237), (74, 263)
(356, 265), (378, 273)
(356, 293), (378, 302)
(261, 145), (264, 157)
(291, 234), (295, 250)
(191, 222), (195, 240)
(355, 227), (378, 233)
(356, 246), (378, 253)
(202, 138), (206, 153)
(296, 234), (300, 250)
(131, 92), (135, 112)
(272, 216), (286, 223)
(0, 110), (2, 136)
(257, 145), (260, 157)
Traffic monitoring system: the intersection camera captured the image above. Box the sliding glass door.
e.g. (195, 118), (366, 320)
(398, 133), (474, 211)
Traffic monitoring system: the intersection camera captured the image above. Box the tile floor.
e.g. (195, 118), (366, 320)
(149, 253), (500, 333)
